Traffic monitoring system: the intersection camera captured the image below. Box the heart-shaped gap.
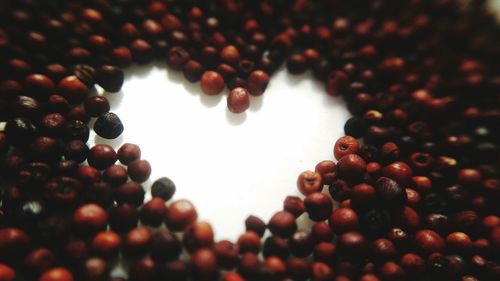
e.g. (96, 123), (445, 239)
(91, 63), (350, 241)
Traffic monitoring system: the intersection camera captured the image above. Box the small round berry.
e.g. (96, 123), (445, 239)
(200, 71), (225, 95)
(227, 87), (250, 114)
(39, 267), (74, 281)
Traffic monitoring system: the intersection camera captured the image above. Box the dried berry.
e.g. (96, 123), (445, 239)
(94, 112), (124, 139)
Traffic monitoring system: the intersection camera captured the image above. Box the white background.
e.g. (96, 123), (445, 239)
(90, 63), (350, 241)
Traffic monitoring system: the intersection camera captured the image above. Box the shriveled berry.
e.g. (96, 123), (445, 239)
(375, 177), (407, 209)
(94, 112), (124, 139)
(72, 64), (96, 87)
(297, 171), (323, 195)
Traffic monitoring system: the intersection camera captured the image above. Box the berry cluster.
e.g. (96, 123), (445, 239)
(0, 1), (499, 281)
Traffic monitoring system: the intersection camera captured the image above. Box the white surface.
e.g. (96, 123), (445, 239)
(90, 63), (350, 241)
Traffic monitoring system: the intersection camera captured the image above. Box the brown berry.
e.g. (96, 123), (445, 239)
(200, 71), (225, 95)
(227, 87), (250, 113)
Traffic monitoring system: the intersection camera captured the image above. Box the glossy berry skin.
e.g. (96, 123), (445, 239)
(123, 227), (152, 258)
(39, 267), (74, 281)
(191, 248), (219, 281)
(114, 182), (145, 206)
(223, 272), (245, 281)
(183, 60), (204, 82)
(140, 198), (167, 227)
(315, 160), (337, 185)
(329, 208), (359, 234)
(337, 154), (366, 181)
(117, 143), (141, 165)
(127, 159), (152, 183)
(415, 229), (445, 255)
(87, 144), (117, 170)
(220, 45), (240, 65)
(57, 76), (88, 104)
(237, 231), (261, 254)
(183, 221), (215, 252)
(245, 216), (266, 237)
(103, 165), (128, 186)
(91, 231), (121, 259)
(382, 162), (413, 185)
(338, 231), (369, 260)
(284, 196), (305, 218)
(268, 211), (297, 238)
(304, 192), (333, 222)
(227, 87), (250, 113)
(81, 257), (109, 281)
(446, 232), (472, 254)
(200, 71), (225, 95)
(247, 70), (270, 96)
(72, 204), (108, 236)
(84, 96), (110, 117)
(165, 199), (198, 231)
(0, 264), (15, 281)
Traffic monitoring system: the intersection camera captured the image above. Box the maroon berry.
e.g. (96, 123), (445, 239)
(200, 71), (225, 95)
(227, 87), (250, 113)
